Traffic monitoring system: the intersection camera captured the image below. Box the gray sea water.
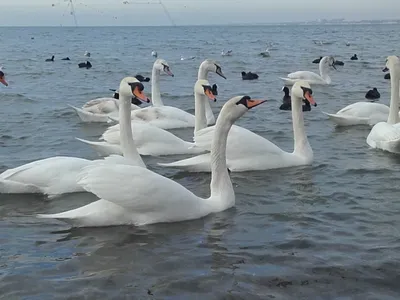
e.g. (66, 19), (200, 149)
(1, 24), (400, 299)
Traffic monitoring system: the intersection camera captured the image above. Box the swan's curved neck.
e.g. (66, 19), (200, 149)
(319, 64), (331, 84)
(194, 92), (208, 133)
(119, 94), (146, 167)
(291, 96), (312, 157)
(209, 111), (234, 208)
(197, 66), (215, 125)
(151, 66), (163, 107)
(387, 67), (400, 125)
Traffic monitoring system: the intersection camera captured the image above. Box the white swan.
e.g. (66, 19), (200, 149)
(69, 59), (173, 123)
(198, 59), (227, 126)
(367, 56), (400, 153)
(280, 56), (336, 85)
(159, 81), (317, 172)
(322, 102), (394, 127)
(76, 79), (217, 156)
(0, 77), (148, 197)
(36, 96), (267, 227)
(110, 60), (226, 130)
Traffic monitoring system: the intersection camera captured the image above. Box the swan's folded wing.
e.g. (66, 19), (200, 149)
(196, 125), (285, 159)
(368, 123), (400, 143)
(77, 164), (198, 212)
(336, 102), (389, 117)
(287, 71), (316, 79)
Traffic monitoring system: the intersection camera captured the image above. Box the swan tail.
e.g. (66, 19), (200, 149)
(158, 154), (212, 172)
(322, 111), (369, 126)
(76, 138), (123, 156)
(0, 179), (42, 194)
(37, 199), (129, 227)
(68, 105), (109, 123)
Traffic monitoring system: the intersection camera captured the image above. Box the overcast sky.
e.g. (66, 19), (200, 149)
(0, 0), (399, 26)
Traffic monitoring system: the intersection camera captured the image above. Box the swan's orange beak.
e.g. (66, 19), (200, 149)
(205, 88), (217, 102)
(0, 76), (8, 86)
(304, 91), (316, 106)
(246, 99), (267, 109)
(133, 86), (150, 103)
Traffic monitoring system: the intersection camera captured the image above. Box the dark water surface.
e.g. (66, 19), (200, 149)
(1, 25), (400, 299)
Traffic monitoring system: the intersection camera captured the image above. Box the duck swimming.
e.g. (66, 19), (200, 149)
(365, 88), (380, 101)
(61, 57), (70, 61)
(351, 54), (358, 60)
(78, 61), (92, 69)
(385, 73), (390, 80)
(334, 60), (344, 66)
(241, 71), (259, 80)
(45, 55), (55, 62)
(0, 70), (8, 86)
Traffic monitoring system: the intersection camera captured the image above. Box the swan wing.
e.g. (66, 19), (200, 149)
(77, 164), (204, 220)
(195, 125), (285, 159)
(367, 122), (400, 153)
(82, 98), (118, 114)
(0, 157), (90, 195)
(287, 71), (322, 81)
(336, 102), (389, 117)
(130, 106), (195, 129)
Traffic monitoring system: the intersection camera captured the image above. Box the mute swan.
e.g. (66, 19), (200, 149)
(280, 56), (336, 85)
(37, 96), (267, 227)
(76, 79), (217, 157)
(110, 60), (226, 129)
(198, 59), (227, 125)
(0, 77), (148, 197)
(159, 81), (316, 172)
(70, 59), (173, 123)
(367, 56), (400, 153)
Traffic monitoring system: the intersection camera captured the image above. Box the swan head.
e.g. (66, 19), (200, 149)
(154, 59), (174, 77)
(200, 59), (226, 79)
(221, 96), (266, 122)
(292, 81), (316, 107)
(321, 56), (336, 70)
(195, 79), (217, 102)
(119, 77), (151, 103)
(383, 56), (400, 72)
(0, 70), (8, 86)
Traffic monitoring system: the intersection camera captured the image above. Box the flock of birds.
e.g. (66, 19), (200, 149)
(44, 51), (93, 69)
(0, 52), (400, 228)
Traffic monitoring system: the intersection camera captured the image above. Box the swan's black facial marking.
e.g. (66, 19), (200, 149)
(128, 82), (144, 93)
(162, 63), (174, 77)
(215, 64), (226, 79)
(383, 60), (389, 73)
(0, 71), (4, 78)
(301, 87), (312, 97)
(235, 96), (252, 108)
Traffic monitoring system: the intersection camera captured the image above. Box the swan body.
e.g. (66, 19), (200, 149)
(281, 56), (335, 85)
(37, 96), (267, 227)
(70, 59), (173, 123)
(367, 56), (400, 153)
(160, 81), (316, 172)
(0, 77), (148, 197)
(323, 102), (394, 126)
(77, 79), (217, 156)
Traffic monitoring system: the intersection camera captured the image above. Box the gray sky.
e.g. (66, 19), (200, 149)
(0, 0), (399, 26)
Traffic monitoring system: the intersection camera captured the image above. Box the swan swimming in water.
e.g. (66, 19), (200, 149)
(76, 79), (217, 157)
(110, 59), (226, 129)
(159, 81), (317, 172)
(69, 59), (173, 123)
(36, 95), (267, 227)
(0, 77), (149, 197)
(280, 56), (336, 85)
(366, 56), (400, 154)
